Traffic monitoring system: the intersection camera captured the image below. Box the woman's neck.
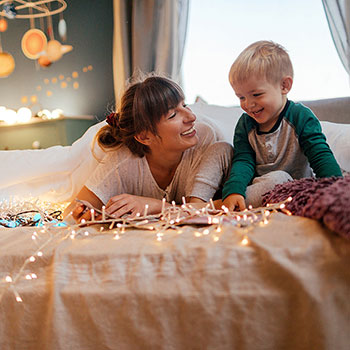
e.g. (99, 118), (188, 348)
(146, 151), (183, 190)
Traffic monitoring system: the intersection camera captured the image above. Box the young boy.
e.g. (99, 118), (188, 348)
(222, 40), (342, 211)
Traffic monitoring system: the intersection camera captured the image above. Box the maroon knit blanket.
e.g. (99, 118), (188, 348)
(262, 176), (350, 239)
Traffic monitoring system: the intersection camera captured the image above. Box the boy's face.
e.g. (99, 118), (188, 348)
(232, 76), (292, 132)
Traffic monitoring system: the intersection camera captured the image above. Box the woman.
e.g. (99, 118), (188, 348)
(66, 75), (233, 222)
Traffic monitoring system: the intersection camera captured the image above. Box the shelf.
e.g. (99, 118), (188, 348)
(0, 116), (98, 150)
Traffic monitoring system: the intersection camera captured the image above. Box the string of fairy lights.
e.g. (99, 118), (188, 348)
(0, 196), (292, 304)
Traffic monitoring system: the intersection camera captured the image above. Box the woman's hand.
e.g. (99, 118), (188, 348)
(222, 193), (246, 211)
(105, 194), (164, 218)
(63, 186), (104, 223)
(71, 203), (93, 223)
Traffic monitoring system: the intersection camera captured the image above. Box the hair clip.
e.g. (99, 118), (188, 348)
(106, 112), (119, 128)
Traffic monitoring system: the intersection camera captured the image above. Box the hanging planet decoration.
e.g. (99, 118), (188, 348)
(0, 52), (15, 78)
(46, 39), (72, 62)
(0, 18), (8, 32)
(37, 54), (52, 68)
(58, 18), (67, 41)
(21, 28), (47, 59)
(3, 2), (17, 19)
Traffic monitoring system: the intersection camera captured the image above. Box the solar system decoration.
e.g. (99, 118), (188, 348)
(0, 8), (15, 77)
(0, 49), (15, 77)
(0, 0), (71, 77)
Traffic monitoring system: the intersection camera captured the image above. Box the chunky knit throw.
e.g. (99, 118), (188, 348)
(262, 176), (350, 239)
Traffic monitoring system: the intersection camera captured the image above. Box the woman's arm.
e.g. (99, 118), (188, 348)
(189, 141), (234, 202)
(105, 194), (168, 218)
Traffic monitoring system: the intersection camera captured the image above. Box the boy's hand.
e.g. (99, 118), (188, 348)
(222, 194), (246, 211)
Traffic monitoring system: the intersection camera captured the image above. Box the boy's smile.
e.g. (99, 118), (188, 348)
(232, 76), (292, 132)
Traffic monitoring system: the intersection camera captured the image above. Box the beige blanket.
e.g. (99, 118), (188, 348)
(0, 213), (349, 350)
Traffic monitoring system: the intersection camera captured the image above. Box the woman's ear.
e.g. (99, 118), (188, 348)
(281, 76), (293, 95)
(134, 131), (152, 146)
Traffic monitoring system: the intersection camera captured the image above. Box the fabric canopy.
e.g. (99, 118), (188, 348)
(322, 0), (350, 77)
(112, 0), (189, 100)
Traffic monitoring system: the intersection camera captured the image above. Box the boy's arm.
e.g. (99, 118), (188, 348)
(296, 109), (342, 177)
(222, 116), (256, 201)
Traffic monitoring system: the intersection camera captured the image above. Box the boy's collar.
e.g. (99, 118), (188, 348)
(256, 99), (290, 135)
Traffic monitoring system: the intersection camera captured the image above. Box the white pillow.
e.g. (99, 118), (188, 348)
(321, 121), (350, 172)
(190, 101), (350, 172)
(190, 101), (243, 143)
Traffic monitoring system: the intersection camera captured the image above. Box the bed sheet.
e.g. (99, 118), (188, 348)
(0, 213), (349, 350)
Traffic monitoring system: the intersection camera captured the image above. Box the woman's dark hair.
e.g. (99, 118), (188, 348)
(95, 75), (185, 157)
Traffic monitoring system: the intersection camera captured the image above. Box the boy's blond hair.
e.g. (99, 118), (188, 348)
(229, 40), (294, 86)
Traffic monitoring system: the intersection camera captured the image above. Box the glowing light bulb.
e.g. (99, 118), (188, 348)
(17, 107), (32, 123)
(37, 109), (52, 119)
(143, 204), (149, 217)
(51, 109), (63, 119)
(3, 108), (16, 124)
(5, 276), (12, 283)
(241, 237), (249, 246)
(0, 106), (6, 121)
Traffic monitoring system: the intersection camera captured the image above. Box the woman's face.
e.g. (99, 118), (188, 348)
(150, 101), (198, 154)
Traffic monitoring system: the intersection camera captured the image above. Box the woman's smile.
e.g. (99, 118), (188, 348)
(181, 125), (196, 136)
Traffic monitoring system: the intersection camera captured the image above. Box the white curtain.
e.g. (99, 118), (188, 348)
(322, 0), (350, 76)
(112, 0), (189, 100)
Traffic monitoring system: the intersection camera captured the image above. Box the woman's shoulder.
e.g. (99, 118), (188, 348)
(98, 145), (142, 170)
(195, 120), (223, 142)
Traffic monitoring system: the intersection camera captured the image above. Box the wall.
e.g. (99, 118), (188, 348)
(0, 1), (114, 121)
